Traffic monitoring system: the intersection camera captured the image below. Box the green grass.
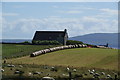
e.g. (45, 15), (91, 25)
(7, 48), (118, 70)
(2, 44), (119, 79)
(2, 44), (58, 59)
(2, 63), (118, 79)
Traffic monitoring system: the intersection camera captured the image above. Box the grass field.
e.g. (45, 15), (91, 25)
(6, 48), (118, 70)
(2, 44), (57, 59)
(2, 44), (119, 79)
(2, 63), (118, 80)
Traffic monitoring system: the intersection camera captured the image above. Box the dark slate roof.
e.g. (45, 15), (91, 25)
(35, 31), (65, 33)
(33, 30), (68, 41)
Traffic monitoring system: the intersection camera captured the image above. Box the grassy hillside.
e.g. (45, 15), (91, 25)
(7, 48), (118, 70)
(2, 44), (57, 59)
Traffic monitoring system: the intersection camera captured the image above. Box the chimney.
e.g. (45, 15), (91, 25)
(64, 29), (67, 33)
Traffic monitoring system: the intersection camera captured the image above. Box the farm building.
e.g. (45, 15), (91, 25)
(32, 29), (68, 45)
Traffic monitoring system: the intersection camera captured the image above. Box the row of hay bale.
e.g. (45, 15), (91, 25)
(30, 44), (87, 57)
(96, 46), (114, 49)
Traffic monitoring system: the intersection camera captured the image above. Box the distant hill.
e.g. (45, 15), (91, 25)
(69, 33), (119, 48)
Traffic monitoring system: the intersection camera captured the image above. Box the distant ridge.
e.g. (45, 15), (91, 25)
(69, 33), (119, 48)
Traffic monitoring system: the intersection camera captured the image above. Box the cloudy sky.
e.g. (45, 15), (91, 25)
(2, 2), (118, 39)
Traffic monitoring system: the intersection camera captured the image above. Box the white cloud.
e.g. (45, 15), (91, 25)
(70, 5), (96, 10)
(2, 13), (19, 16)
(83, 7), (95, 10)
(2, 15), (118, 38)
(82, 16), (108, 23)
(12, 5), (25, 8)
(58, 10), (82, 14)
(52, 5), (59, 8)
(81, 16), (118, 34)
(100, 8), (118, 15)
(66, 11), (82, 14)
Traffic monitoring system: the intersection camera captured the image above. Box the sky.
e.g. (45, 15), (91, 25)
(1, 2), (118, 39)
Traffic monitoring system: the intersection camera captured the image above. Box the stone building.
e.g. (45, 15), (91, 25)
(32, 29), (68, 45)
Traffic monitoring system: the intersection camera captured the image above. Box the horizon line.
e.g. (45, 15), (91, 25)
(1, 32), (119, 40)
